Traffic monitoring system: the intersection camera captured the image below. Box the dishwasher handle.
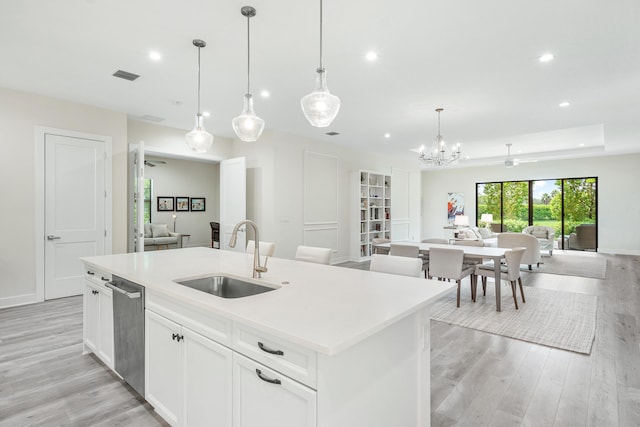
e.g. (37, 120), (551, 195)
(106, 282), (141, 299)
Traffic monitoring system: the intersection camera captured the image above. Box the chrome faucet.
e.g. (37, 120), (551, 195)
(229, 220), (267, 278)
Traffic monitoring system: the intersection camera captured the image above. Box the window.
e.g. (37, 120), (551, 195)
(134, 178), (153, 227)
(476, 177), (597, 251)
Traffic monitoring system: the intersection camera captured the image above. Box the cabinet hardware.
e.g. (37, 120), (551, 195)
(172, 333), (178, 341)
(87, 271), (95, 275)
(258, 341), (284, 356)
(177, 334), (184, 342)
(255, 369), (281, 385)
(101, 277), (109, 281)
(47, 235), (61, 240)
(92, 290), (99, 295)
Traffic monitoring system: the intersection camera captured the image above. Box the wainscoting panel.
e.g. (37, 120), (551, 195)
(303, 151), (338, 225)
(303, 226), (338, 252)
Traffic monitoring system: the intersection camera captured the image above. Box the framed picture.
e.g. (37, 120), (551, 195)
(157, 197), (174, 211)
(447, 192), (464, 225)
(176, 197), (190, 211)
(190, 197), (206, 212)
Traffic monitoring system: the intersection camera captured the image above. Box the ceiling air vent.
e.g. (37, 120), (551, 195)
(140, 115), (165, 123)
(113, 70), (140, 81)
(326, 131), (340, 136)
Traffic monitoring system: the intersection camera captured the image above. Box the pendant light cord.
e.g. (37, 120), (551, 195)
(247, 14), (251, 94)
(197, 46), (202, 115)
(319, 0), (323, 70)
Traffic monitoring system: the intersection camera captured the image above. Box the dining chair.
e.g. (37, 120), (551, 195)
(371, 238), (391, 255)
(451, 239), (485, 268)
(390, 244), (429, 278)
(474, 247), (526, 309)
(295, 245), (332, 265)
(246, 240), (276, 268)
(369, 254), (422, 278)
(428, 247), (476, 307)
(421, 238), (448, 244)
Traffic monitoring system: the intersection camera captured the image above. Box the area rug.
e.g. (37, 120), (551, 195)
(430, 285), (597, 354)
(529, 252), (606, 279)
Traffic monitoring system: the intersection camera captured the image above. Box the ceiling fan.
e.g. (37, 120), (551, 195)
(144, 159), (167, 167)
(503, 143), (537, 167)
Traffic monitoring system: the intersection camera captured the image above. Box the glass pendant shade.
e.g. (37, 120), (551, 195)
(301, 68), (341, 127)
(185, 114), (213, 153)
(232, 94), (265, 142)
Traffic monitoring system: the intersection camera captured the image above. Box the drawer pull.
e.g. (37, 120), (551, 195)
(258, 342), (284, 356)
(256, 369), (281, 385)
(101, 276), (109, 281)
(87, 271), (95, 275)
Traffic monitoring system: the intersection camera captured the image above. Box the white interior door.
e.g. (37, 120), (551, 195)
(45, 134), (106, 299)
(220, 157), (246, 251)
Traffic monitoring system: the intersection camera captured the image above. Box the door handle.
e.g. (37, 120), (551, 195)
(47, 235), (61, 240)
(105, 282), (141, 299)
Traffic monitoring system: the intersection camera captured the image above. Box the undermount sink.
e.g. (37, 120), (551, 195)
(174, 275), (278, 299)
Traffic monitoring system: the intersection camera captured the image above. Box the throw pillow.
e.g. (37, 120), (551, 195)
(470, 227), (484, 240)
(477, 227), (492, 239)
(144, 223), (152, 238)
(532, 229), (548, 239)
(151, 223), (170, 238)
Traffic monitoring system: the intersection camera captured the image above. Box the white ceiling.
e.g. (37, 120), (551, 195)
(2, 0), (639, 167)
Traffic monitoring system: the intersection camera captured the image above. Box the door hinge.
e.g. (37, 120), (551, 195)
(105, 230), (107, 237)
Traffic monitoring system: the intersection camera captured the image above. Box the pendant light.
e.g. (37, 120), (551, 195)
(232, 6), (265, 142)
(418, 108), (461, 167)
(185, 39), (213, 153)
(300, 0), (341, 127)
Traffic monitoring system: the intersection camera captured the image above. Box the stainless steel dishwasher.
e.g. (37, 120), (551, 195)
(106, 276), (145, 397)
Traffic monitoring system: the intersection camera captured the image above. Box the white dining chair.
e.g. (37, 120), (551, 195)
(246, 240), (276, 268)
(369, 254), (422, 278)
(428, 247), (476, 307)
(295, 245), (332, 265)
(371, 238), (391, 254)
(474, 247), (526, 309)
(390, 244), (429, 278)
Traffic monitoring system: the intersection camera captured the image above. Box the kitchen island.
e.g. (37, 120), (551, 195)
(82, 247), (455, 427)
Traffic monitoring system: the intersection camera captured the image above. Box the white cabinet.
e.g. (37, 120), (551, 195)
(352, 170), (392, 261)
(83, 268), (113, 369)
(145, 309), (233, 427)
(233, 353), (316, 427)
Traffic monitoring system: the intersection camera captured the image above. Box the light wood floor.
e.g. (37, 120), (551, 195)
(1, 253), (638, 426)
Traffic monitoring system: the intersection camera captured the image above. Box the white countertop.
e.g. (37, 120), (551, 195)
(82, 247), (455, 356)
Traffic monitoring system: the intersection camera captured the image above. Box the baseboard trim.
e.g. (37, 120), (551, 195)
(0, 293), (37, 309)
(599, 248), (640, 256)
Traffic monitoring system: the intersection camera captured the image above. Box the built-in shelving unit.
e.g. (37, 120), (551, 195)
(352, 170), (391, 261)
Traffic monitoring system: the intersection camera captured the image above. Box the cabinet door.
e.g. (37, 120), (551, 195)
(146, 310), (183, 426)
(183, 328), (233, 427)
(97, 289), (114, 368)
(233, 354), (316, 427)
(83, 281), (99, 353)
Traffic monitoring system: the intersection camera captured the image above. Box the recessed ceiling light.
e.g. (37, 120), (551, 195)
(579, 143), (585, 147)
(559, 101), (571, 107)
(365, 51), (378, 61)
(539, 53), (554, 62)
(202, 111), (211, 117)
(384, 133), (390, 139)
(260, 90), (270, 98)
(149, 51), (162, 61)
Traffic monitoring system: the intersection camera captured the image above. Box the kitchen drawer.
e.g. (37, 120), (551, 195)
(84, 267), (112, 288)
(233, 323), (317, 389)
(147, 290), (232, 347)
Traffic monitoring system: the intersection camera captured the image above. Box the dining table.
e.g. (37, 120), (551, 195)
(374, 241), (510, 311)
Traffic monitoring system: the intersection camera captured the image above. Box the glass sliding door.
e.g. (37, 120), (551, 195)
(477, 182), (502, 231)
(562, 178), (597, 251)
(502, 181), (529, 232)
(532, 179), (561, 233)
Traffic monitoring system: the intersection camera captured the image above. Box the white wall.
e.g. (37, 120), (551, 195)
(144, 156), (220, 248)
(233, 131), (422, 262)
(421, 153), (640, 255)
(0, 86), (127, 307)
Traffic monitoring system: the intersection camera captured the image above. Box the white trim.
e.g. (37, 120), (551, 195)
(599, 248), (640, 256)
(0, 293), (37, 309)
(144, 145), (224, 163)
(35, 126), (113, 302)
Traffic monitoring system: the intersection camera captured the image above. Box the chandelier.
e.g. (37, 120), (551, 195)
(418, 108), (461, 167)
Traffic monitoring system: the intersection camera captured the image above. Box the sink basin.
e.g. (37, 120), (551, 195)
(174, 275), (278, 299)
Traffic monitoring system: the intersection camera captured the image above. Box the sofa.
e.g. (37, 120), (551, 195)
(522, 225), (555, 256)
(497, 232), (541, 270)
(143, 223), (183, 251)
(568, 224), (596, 251)
(456, 227), (498, 247)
